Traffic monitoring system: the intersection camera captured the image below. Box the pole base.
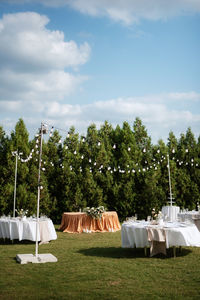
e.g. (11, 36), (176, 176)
(16, 253), (57, 264)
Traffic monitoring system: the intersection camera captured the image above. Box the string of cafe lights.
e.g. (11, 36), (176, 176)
(12, 123), (199, 175)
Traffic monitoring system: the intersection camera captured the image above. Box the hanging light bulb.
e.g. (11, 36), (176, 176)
(113, 144), (116, 149)
(172, 149), (175, 153)
(143, 148), (146, 153)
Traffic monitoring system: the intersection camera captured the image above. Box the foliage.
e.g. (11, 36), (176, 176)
(0, 118), (199, 222)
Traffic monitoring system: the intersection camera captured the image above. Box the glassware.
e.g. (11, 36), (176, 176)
(147, 216), (151, 222)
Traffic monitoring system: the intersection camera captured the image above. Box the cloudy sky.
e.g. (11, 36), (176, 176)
(0, 0), (199, 143)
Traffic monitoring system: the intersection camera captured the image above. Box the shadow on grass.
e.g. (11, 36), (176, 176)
(78, 246), (192, 259)
(0, 238), (35, 245)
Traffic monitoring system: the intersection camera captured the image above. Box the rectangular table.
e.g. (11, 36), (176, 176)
(59, 211), (121, 233)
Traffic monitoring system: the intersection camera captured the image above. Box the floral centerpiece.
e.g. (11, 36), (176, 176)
(83, 206), (105, 219)
(15, 208), (28, 219)
(151, 208), (163, 225)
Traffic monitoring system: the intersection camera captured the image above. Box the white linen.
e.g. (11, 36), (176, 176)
(0, 217), (57, 242)
(162, 206), (180, 221)
(121, 220), (200, 249)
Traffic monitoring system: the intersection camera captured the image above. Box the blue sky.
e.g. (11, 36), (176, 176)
(0, 0), (199, 143)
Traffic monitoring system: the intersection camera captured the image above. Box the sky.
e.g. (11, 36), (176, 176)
(0, 0), (199, 144)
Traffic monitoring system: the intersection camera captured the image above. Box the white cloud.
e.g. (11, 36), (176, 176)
(1, 92), (199, 143)
(5, 0), (200, 25)
(0, 12), (90, 70)
(0, 12), (90, 104)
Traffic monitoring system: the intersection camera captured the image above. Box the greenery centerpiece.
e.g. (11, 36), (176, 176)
(83, 206), (105, 219)
(15, 208), (28, 218)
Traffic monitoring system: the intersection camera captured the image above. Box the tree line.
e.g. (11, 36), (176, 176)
(0, 118), (199, 223)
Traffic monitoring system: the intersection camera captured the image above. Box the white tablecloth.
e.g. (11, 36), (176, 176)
(0, 217), (57, 243)
(121, 220), (200, 249)
(162, 206), (180, 221)
(177, 211), (200, 223)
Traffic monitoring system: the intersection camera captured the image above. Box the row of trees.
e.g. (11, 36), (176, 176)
(0, 118), (199, 223)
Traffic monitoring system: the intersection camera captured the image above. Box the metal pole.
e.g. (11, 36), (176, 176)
(13, 152), (18, 218)
(35, 123), (43, 257)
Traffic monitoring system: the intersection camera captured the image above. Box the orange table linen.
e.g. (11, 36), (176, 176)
(59, 211), (121, 233)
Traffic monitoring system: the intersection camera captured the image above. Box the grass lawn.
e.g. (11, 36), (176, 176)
(1, 225), (200, 300)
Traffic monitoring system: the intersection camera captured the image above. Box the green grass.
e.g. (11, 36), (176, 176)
(1, 226), (200, 300)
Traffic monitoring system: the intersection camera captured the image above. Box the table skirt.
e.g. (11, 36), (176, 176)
(59, 211), (121, 233)
(121, 221), (200, 249)
(0, 218), (57, 243)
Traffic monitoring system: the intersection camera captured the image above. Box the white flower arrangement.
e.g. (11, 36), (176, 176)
(83, 206), (105, 219)
(151, 208), (162, 220)
(15, 208), (28, 218)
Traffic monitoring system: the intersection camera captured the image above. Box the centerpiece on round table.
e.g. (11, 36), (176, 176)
(151, 208), (163, 225)
(83, 206), (105, 219)
(15, 208), (28, 220)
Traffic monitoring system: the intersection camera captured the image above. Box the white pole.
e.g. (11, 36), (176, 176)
(35, 123), (43, 258)
(13, 152), (18, 218)
(167, 154), (173, 207)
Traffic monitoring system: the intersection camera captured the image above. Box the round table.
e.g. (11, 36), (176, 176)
(59, 211), (121, 233)
(0, 217), (57, 243)
(121, 220), (200, 249)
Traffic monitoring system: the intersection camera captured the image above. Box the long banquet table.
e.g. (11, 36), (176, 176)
(59, 211), (121, 233)
(0, 217), (57, 244)
(121, 220), (200, 250)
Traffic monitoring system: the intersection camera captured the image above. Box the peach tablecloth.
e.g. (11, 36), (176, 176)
(59, 211), (121, 233)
